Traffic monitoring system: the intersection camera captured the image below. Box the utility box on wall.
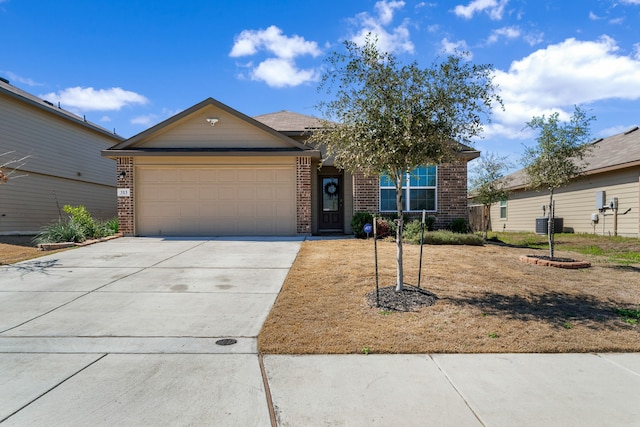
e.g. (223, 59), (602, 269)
(595, 191), (606, 210)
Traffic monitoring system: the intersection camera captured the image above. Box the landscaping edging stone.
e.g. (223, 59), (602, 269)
(37, 233), (123, 251)
(519, 254), (591, 269)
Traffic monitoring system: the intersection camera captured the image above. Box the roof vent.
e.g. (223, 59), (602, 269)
(624, 126), (639, 135)
(0, 77), (9, 84)
(43, 100), (54, 106)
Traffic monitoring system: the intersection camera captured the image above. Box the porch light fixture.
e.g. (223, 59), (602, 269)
(118, 171), (127, 180)
(206, 117), (219, 127)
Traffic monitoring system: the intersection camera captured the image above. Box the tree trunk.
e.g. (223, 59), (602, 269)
(548, 190), (554, 259)
(483, 205), (489, 241)
(395, 172), (404, 292)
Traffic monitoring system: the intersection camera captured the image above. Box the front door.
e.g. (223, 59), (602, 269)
(318, 175), (343, 232)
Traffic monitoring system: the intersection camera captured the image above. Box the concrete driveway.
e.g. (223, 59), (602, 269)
(0, 237), (302, 425)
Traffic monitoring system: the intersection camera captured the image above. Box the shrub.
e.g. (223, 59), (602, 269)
(424, 216), (436, 231)
(34, 205), (117, 244)
(404, 228), (484, 246)
(375, 217), (394, 239)
(402, 220), (425, 242)
(63, 205), (96, 237)
(424, 230), (484, 246)
(105, 217), (119, 234)
(62, 205), (115, 239)
(351, 212), (374, 238)
(450, 218), (470, 234)
(33, 219), (86, 244)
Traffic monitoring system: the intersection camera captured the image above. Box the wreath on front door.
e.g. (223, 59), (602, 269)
(324, 181), (339, 198)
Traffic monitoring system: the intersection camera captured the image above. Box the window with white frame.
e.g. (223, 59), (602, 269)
(380, 166), (437, 212)
(499, 198), (507, 219)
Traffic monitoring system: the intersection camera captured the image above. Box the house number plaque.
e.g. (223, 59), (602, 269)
(117, 188), (131, 197)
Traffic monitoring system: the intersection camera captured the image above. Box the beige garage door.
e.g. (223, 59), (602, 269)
(136, 165), (296, 236)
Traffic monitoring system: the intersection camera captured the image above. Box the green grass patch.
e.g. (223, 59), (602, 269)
(614, 306), (640, 325)
(487, 232), (640, 266)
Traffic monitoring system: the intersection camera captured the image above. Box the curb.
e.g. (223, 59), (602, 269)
(37, 233), (123, 251)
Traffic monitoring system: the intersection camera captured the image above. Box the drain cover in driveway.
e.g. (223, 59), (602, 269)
(215, 338), (238, 346)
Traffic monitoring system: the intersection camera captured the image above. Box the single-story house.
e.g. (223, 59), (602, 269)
(490, 127), (640, 237)
(0, 77), (123, 234)
(102, 97), (479, 236)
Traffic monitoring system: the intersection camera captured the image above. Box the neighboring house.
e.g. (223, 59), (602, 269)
(102, 97), (479, 237)
(0, 77), (123, 234)
(490, 127), (640, 237)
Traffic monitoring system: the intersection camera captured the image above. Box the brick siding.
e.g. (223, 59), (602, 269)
(352, 163), (470, 229)
(116, 157), (134, 236)
(353, 172), (379, 213)
(296, 157), (312, 234)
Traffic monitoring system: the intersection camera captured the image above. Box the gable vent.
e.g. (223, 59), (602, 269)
(624, 126), (639, 135)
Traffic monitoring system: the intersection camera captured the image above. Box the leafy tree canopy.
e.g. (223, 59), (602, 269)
(469, 152), (513, 208)
(310, 35), (502, 182)
(522, 106), (595, 194)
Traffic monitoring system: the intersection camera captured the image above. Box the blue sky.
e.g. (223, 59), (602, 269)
(2, 0), (640, 167)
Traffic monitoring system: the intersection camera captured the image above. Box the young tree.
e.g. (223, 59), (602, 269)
(311, 35), (501, 291)
(522, 106), (595, 258)
(469, 152), (512, 240)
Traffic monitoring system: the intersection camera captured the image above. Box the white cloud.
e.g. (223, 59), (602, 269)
(1, 71), (42, 86)
(229, 25), (321, 88)
(486, 26), (521, 44)
(620, 0), (640, 4)
(349, 0), (414, 54)
(99, 115), (111, 122)
(131, 114), (157, 127)
(484, 36), (640, 140)
(453, 0), (509, 20)
(39, 87), (148, 111)
(251, 58), (320, 88)
(230, 25), (321, 59)
(375, 0), (405, 25)
(440, 38), (472, 59)
(485, 26), (542, 47)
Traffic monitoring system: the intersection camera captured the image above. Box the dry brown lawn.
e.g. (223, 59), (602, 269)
(0, 235), (67, 265)
(259, 239), (640, 354)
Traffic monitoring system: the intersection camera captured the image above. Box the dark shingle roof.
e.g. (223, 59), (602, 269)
(506, 126), (640, 189)
(253, 110), (324, 133)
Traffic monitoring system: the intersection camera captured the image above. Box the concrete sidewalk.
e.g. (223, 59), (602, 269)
(1, 237), (639, 426)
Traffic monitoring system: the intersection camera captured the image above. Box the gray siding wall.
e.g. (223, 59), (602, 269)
(491, 167), (640, 237)
(0, 92), (119, 233)
(0, 172), (116, 233)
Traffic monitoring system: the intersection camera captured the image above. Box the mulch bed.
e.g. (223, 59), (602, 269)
(367, 285), (438, 312)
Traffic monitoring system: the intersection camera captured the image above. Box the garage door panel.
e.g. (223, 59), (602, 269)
(237, 170), (256, 182)
(137, 166), (295, 236)
(218, 170), (236, 182)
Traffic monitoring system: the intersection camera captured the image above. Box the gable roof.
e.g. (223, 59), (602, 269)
(0, 77), (124, 142)
(102, 98), (321, 158)
(505, 126), (640, 189)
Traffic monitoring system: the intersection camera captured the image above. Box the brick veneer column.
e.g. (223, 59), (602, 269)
(116, 157), (134, 236)
(353, 172), (379, 212)
(436, 162), (468, 229)
(296, 157), (312, 234)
